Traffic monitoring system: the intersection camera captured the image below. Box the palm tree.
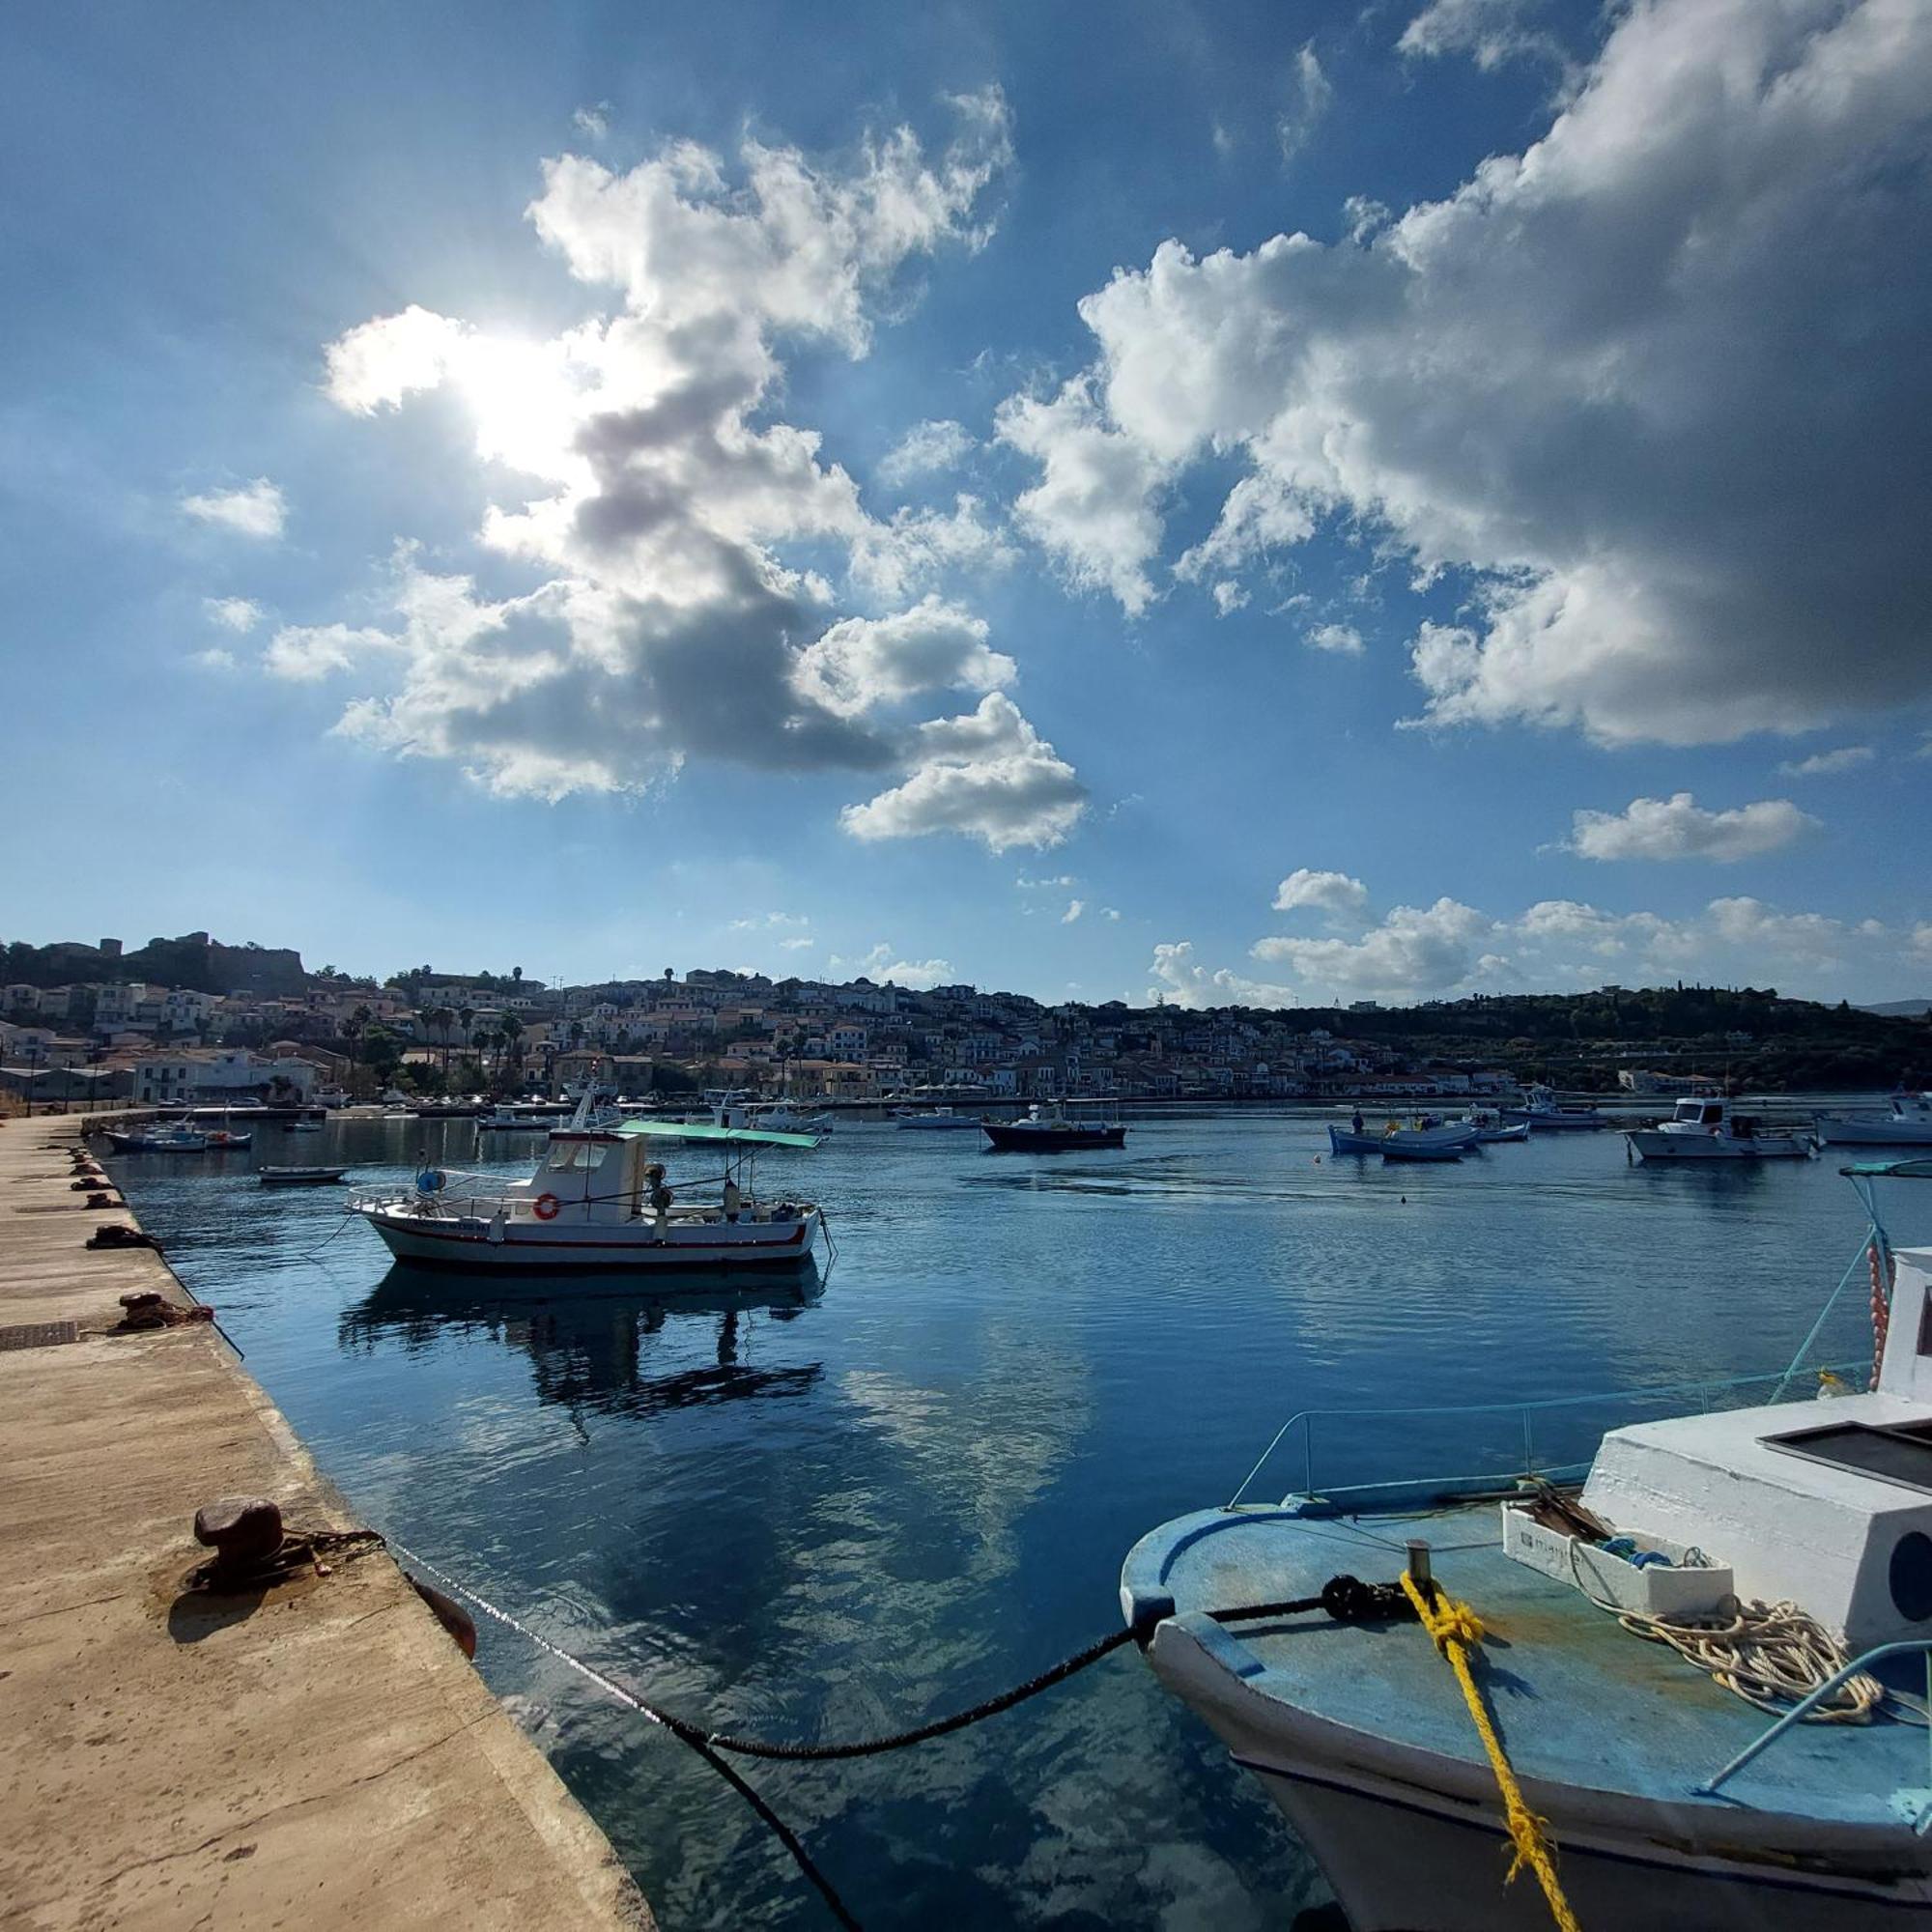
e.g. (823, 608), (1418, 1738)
(501, 1012), (526, 1089)
(471, 1027), (490, 1075)
(427, 1006), (455, 1079)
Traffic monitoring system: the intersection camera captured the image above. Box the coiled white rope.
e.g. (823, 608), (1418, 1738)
(1564, 1543), (1898, 1722)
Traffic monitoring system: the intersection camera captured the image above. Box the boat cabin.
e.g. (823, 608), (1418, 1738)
(498, 1129), (651, 1222)
(1672, 1097), (1728, 1128)
(1583, 1244), (1932, 1649)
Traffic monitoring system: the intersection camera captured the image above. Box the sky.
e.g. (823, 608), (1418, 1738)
(4, 0), (1931, 1007)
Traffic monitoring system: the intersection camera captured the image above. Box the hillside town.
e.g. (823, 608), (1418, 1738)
(1, 936), (1474, 1110)
(2, 930), (1923, 1114)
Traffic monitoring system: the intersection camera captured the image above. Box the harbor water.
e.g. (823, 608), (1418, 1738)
(105, 1110), (1932, 1931)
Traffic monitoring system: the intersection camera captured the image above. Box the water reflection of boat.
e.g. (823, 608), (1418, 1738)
(340, 1266), (825, 1419)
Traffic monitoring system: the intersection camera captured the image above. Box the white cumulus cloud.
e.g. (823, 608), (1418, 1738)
(1568, 792), (1817, 863)
(878, 418), (976, 486)
(829, 944), (952, 989)
(297, 95), (1082, 842)
(203, 596), (264, 633)
(839, 692), (1088, 852)
(1305, 623), (1363, 656)
(1273, 868), (1370, 917)
(1779, 745), (1874, 778)
(791, 596), (1014, 719)
(995, 375), (1166, 615)
(181, 478), (286, 539)
(1006, 0), (1932, 746)
(1253, 897), (1493, 1001)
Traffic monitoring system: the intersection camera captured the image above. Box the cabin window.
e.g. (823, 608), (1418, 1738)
(545, 1140), (611, 1173)
(1764, 1418), (1932, 1493)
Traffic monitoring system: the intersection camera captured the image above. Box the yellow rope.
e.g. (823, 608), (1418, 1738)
(1400, 1570), (1584, 1932)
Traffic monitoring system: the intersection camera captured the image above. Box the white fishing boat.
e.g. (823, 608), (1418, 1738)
(1327, 1116), (1480, 1158)
(1817, 1093), (1932, 1148)
(1467, 1107), (1531, 1145)
(1122, 1158), (1932, 1930)
(894, 1107), (982, 1131)
(1626, 1094), (1815, 1161)
(1506, 1083), (1609, 1130)
(103, 1121), (210, 1152)
(746, 1101), (835, 1134)
(351, 1100), (823, 1271)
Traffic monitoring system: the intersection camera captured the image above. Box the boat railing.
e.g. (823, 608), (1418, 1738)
(1226, 1362), (1869, 1511)
(1696, 1639), (1932, 1820)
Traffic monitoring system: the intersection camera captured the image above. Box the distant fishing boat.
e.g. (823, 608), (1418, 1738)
(259, 1166), (350, 1186)
(1122, 1156), (1932, 1929)
(746, 1101), (834, 1134)
(1816, 1092), (1932, 1148)
(1328, 1116), (1479, 1158)
(1506, 1082), (1608, 1130)
(895, 1107), (982, 1131)
(1625, 1094), (1814, 1161)
(103, 1122), (209, 1152)
(351, 1096), (824, 1272)
(981, 1102), (1125, 1151)
(202, 1127), (252, 1151)
(1466, 1108), (1531, 1144)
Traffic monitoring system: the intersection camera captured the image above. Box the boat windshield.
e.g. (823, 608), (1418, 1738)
(544, 1141), (613, 1173)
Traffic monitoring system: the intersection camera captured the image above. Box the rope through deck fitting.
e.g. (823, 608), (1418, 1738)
(1400, 1569), (1583, 1932)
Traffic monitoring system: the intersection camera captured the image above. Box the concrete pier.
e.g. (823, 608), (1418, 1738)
(0, 1117), (652, 1930)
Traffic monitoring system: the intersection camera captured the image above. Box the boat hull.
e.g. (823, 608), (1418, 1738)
(359, 1206), (818, 1270)
(1817, 1120), (1932, 1147)
(1329, 1124), (1479, 1156)
(1241, 1728), (1923, 1931)
(980, 1123), (1126, 1151)
(1145, 1615), (1930, 1932)
(1626, 1130), (1812, 1160)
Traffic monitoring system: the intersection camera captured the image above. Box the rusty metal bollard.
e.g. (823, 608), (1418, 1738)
(194, 1496), (285, 1576)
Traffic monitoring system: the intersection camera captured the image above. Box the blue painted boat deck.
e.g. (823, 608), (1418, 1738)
(1123, 1502), (1930, 1823)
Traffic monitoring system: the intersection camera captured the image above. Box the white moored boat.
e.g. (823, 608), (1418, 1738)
(351, 1104), (823, 1272)
(1626, 1094), (1815, 1161)
(1817, 1093), (1932, 1148)
(1122, 1158), (1932, 1929)
(1506, 1083), (1608, 1131)
(894, 1107), (982, 1130)
(1327, 1115), (1480, 1159)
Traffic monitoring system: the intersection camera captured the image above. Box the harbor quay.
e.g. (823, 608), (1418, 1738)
(0, 1114), (652, 1930)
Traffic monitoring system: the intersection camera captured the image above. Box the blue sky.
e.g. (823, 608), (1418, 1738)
(5, 0), (1930, 1004)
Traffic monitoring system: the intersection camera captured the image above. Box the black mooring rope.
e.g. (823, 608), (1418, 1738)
(387, 1541), (1405, 1927)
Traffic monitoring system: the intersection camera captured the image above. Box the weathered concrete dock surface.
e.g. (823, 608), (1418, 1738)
(0, 1118), (652, 1931)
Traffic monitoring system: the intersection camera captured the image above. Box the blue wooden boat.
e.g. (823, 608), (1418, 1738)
(1122, 1158), (1932, 1928)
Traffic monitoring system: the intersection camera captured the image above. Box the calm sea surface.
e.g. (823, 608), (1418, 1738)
(105, 1108), (1931, 1931)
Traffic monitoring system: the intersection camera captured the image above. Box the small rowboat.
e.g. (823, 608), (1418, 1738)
(259, 1166), (350, 1186)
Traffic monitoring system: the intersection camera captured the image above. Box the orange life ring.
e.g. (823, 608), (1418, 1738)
(532, 1192), (561, 1221)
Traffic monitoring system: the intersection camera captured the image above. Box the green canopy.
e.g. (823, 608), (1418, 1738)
(1841, 1157), (1932, 1179)
(615, 1118), (821, 1150)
